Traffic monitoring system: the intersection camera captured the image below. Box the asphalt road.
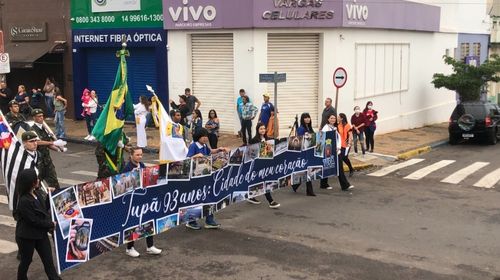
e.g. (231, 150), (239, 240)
(1, 142), (500, 280)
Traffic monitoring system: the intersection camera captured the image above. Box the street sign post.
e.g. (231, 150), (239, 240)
(259, 72), (286, 139)
(0, 53), (11, 74)
(333, 67), (347, 115)
(0, 31), (4, 53)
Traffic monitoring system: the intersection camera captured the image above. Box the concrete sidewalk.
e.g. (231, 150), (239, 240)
(46, 119), (449, 170)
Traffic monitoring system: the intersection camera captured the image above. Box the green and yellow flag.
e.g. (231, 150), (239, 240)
(92, 46), (134, 173)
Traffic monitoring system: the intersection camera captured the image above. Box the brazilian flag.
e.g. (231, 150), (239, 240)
(92, 47), (134, 173)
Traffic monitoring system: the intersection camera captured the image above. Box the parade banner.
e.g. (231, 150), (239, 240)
(51, 131), (338, 273)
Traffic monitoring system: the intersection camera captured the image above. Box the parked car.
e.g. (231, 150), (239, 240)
(448, 101), (500, 145)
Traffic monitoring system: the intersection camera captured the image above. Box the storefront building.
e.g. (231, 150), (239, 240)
(1, 0), (71, 115)
(71, 0), (168, 119)
(163, 0), (488, 135)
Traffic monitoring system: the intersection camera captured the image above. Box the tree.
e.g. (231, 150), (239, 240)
(432, 54), (500, 101)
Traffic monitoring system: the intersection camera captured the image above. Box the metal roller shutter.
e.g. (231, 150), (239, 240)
(87, 48), (158, 107)
(191, 34), (235, 133)
(267, 34), (320, 135)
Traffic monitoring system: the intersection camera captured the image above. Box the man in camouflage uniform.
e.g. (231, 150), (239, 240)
(4, 100), (26, 127)
(30, 109), (64, 189)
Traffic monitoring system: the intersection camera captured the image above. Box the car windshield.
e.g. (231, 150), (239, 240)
(451, 104), (488, 119)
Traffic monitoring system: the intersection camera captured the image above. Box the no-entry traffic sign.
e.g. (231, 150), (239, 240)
(333, 67), (347, 88)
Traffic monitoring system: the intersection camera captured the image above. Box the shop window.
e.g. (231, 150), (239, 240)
(354, 43), (410, 99)
(460, 43), (470, 61)
(472, 43), (481, 57)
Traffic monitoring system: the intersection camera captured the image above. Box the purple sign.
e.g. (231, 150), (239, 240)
(163, 0), (440, 32)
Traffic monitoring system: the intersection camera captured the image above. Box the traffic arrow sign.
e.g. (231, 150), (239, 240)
(333, 67), (347, 88)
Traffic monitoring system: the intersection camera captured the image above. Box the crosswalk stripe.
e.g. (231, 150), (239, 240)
(0, 195), (7, 205)
(71, 171), (97, 177)
(0, 214), (15, 227)
(367, 158), (425, 177)
(441, 162), (490, 184)
(58, 178), (84, 186)
(473, 168), (500, 189)
(0, 239), (18, 254)
(404, 160), (456, 180)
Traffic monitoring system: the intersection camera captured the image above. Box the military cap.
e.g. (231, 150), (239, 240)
(21, 131), (40, 142)
(31, 108), (44, 116)
(8, 100), (18, 107)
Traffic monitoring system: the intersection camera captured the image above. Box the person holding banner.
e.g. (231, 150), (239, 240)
(291, 113), (316, 196)
(15, 168), (61, 280)
(337, 113), (354, 177)
(320, 113), (354, 192)
(247, 123), (281, 208)
(186, 128), (229, 230)
(122, 147), (162, 257)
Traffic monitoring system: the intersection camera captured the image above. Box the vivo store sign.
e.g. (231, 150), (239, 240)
(91, 0), (141, 13)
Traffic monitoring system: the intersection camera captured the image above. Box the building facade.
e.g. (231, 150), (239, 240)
(164, 0), (490, 135)
(71, 0), (168, 119)
(0, 0), (72, 115)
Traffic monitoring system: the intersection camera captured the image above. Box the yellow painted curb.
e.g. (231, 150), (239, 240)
(396, 146), (431, 160)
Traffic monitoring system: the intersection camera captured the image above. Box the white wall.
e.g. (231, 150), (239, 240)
(417, 0), (490, 33)
(168, 28), (458, 135)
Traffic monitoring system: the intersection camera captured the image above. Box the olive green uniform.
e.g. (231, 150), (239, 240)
(31, 123), (60, 189)
(5, 112), (26, 127)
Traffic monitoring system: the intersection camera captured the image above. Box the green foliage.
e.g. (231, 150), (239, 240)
(432, 54), (500, 101)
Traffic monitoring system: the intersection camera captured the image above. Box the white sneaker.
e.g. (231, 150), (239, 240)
(146, 246), (162, 255)
(126, 247), (140, 258)
(84, 135), (91, 140)
(88, 136), (96, 141)
(347, 185), (354, 190)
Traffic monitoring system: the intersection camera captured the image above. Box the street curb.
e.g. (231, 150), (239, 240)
(344, 163), (374, 172)
(63, 137), (160, 154)
(395, 139), (448, 161)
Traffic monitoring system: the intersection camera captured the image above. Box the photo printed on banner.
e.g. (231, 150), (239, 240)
(302, 132), (317, 151)
(76, 178), (111, 208)
(307, 166), (323, 181)
(88, 233), (120, 260)
(142, 165), (160, 188)
(248, 182), (266, 198)
(191, 156), (212, 178)
(51, 186), (83, 238)
(167, 159), (191, 181)
(232, 191), (248, 203)
(244, 143), (259, 163)
(229, 146), (245, 165)
(274, 137), (288, 156)
(66, 218), (93, 263)
(288, 136), (303, 152)
(279, 174), (292, 189)
(265, 181), (279, 193)
(156, 214), (179, 234)
(178, 204), (203, 224)
(315, 132), (326, 158)
(292, 170), (308, 185)
(216, 194), (231, 211)
(212, 150), (229, 171)
(202, 204), (216, 218)
(111, 169), (141, 199)
(259, 140), (275, 159)
(123, 220), (155, 244)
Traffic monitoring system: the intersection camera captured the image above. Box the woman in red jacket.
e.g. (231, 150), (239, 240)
(363, 101), (378, 153)
(350, 106), (366, 155)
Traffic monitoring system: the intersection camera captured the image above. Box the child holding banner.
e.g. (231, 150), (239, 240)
(247, 123), (281, 208)
(122, 147), (162, 257)
(186, 128), (229, 230)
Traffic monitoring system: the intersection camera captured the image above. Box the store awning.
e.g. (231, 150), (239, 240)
(4, 41), (66, 69)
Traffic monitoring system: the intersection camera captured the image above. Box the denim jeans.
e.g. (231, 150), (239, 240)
(241, 119), (252, 145)
(54, 110), (66, 138)
(85, 113), (96, 135)
(353, 131), (365, 154)
(45, 95), (54, 118)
